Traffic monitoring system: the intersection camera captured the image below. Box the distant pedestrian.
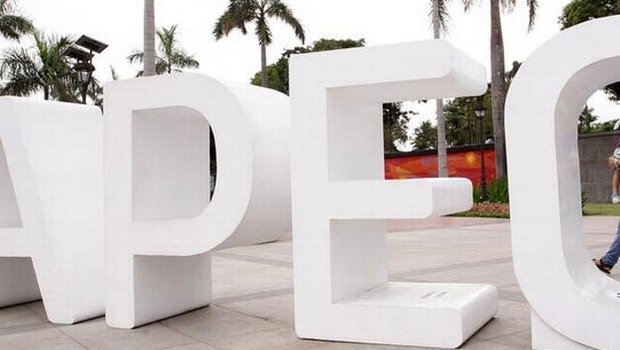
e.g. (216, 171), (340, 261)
(608, 120), (620, 203)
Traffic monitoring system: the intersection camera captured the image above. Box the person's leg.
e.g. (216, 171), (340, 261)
(612, 169), (620, 203)
(601, 220), (620, 268)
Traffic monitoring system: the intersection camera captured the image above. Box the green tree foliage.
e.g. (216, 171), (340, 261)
(559, 0), (620, 102)
(310, 38), (365, 52)
(578, 105), (598, 133)
(0, 32), (77, 101)
(128, 25), (199, 76)
(250, 38), (366, 94)
(213, 0), (305, 87)
(383, 102), (413, 154)
(578, 105), (618, 133)
(444, 94), (492, 147)
(559, 0), (620, 29)
(250, 52), (290, 94)
(412, 62), (522, 150)
(590, 119), (619, 133)
(0, 0), (32, 41)
(413, 120), (438, 150)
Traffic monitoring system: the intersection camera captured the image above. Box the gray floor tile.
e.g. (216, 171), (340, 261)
(205, 327), (327, 350)
(160, 342), (218, 350)
(216, 293), (295, 327)
(0, 304), (44, 329)
(2, 217), (614, 349)
(0, 328), (86, 350)
(161, 305), (279, 343)
(59, 318), (196, 350)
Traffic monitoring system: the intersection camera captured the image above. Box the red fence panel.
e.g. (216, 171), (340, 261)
(385, 144), (496, 187)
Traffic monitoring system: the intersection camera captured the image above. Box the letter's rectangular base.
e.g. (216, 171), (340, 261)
(297, 282), (497, 349)
(531, 311), (593, 350)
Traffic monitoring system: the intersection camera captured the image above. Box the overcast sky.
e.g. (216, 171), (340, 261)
(4, 0), (620, 125)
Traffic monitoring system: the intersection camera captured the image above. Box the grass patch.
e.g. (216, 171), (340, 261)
(454, 202), (619, 218)
(583, 203), (620, 216)
(453, 210), (510, 219)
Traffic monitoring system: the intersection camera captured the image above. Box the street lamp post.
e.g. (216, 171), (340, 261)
(474, 107), (489, 202)
(63, 35), (108, 104)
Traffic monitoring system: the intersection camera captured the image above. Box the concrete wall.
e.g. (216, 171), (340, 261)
(579, 131), (618, 203)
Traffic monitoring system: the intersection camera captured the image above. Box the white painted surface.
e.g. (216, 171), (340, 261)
(289, 41), (497, 348)
(104, 73), (291, 328)
(506, 15), (620, 350)
(0, 97), (104, 323)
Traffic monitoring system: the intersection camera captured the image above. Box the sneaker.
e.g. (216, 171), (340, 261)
(593, 258), (612, 274)
(613, 193), (620, 204)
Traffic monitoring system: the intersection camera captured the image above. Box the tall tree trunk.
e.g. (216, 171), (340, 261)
(260, 42), (267, 87)
(490, 0), (507, 179)
(432, 0), (448, 177)
(143, 0), (156, 77)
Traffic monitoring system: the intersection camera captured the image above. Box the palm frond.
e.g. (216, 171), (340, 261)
(1, 75), (40, 96)
(266, 0), (305, 43)
(1, 31), (77, 100)
(127, 50), (145, 64)
(501, 0), (516, 11)
(110, 66), (119, 80)
(0, 0), (32, 41)
(462, 0), (477, 11)
(171, 52), (200, 70)
(429, 0), (451, 35)
(158, 25), (178, 58)
(0, 47), (37, 78)
(255, 17), (272, 46)
(213, 0), (256, 39)
(0, 15), (33, 40)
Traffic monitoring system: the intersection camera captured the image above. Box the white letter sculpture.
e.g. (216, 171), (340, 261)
(104, 73), (291, 328)
(289, 41), (498, 348)
(0, 97), (104, 323)
(506, 16), (620, 350)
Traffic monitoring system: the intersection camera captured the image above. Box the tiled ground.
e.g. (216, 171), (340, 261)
(1, 216), (617, 350)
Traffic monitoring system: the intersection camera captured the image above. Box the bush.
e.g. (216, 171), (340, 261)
(581, 190), (588, 214)
(473, 177), (509, 204)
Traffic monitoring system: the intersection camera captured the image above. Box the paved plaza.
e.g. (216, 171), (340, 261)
(0, 216), (617, 350)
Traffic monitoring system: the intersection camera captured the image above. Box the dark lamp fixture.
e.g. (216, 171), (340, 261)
(73, 61), (95, 84)
(62, 35), (107, 104)
(475, 104), (489, 201)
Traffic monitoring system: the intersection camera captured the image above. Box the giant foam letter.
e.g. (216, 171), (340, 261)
(289, 41), (498, 348)
(0, 97), (104, 323)
(104, 73), (291, 328)
(506, 16), (620, 350)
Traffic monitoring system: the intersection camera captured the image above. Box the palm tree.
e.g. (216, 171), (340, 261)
(128, 25), (200, 76)
(143, 0), (156, 76)
(0, 31), (77, 101)
(0, 0), (33, 40)
(463, 0), (538, 179)
(213, 0), (305, 87)
(430, 0), (451, 177)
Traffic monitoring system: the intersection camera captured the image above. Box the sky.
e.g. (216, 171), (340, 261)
(4, 0), (620, 128)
